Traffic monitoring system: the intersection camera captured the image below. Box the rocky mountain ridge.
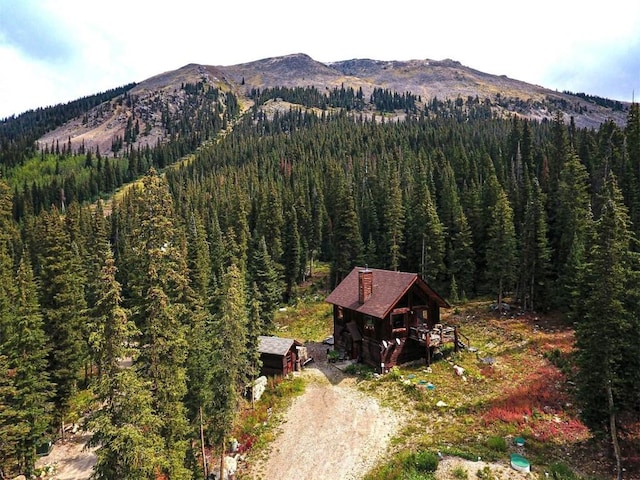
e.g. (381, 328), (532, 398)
(38, 53), (629, 156)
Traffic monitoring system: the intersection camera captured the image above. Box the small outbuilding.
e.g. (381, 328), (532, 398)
(258, 335), (304, 377)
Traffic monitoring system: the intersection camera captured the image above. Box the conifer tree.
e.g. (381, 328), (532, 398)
(86, 249), (164, 479)
(478, 166), (503, 289)
(548, 111), (571, 194)
(0, 204), (21, 476)
(436, 161), (476, 297)
(380, 168), (405, 271)
(405, 173), (446, 288)
(307, 179), (327, 277)
(207, 209), (226, 291)
(246, 282), (263, 382)
(131, 170), (192, 479)
(186, 213), (212, 303)
(573, 174), (640, 479)
(255, 185), (284, 262)
(552, 153), (591, 307)
(184, 304), (215, 432)
(6, 254), (53, 476)
(85, 200), (109, 307)
(329, 180), (363, 287)
(210, 264), (248, 474)
(0, 180), (18, 346)
(0, 354), (22, 478)
(625, 103), (640, 228)
(222, 188), (250, 272)
(34, 207), (88, 429)
(0, 238), (15, 354)
(485, 187), (517, 307)
(518, 176), (551, 311)
(247, 234), (282, 331)
(282, 205), (301, 301)
(447, 209), (475, 301)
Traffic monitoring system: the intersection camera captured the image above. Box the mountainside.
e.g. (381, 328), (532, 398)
(36, 53), (629, 157)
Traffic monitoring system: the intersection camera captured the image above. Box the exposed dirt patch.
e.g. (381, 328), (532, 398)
(241, 343), (541, 480)
(243, 345), (405, 480)
(436, 456), (535, 479)
(34, 431), (97, 480)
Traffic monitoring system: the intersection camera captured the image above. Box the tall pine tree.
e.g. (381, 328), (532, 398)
(573, 174), (640, 479)
(86, 248), (164, 479)
(5, 254), (53, 476)
(131, 170), (192, 479)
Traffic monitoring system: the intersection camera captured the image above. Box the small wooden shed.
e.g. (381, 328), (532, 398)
(258, 335), (303, 377)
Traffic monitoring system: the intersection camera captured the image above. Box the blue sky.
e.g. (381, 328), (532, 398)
(1, 0), (639, 118)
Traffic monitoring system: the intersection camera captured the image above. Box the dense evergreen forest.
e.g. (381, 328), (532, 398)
(0, 84), (137, 169)
(0, 85), (639, 478)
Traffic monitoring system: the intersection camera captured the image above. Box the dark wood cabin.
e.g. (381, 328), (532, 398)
(325, 267), (459, 373)
(258, 335), (303, 377)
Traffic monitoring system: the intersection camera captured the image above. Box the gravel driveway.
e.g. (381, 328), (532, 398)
(243, 345), (404, 480)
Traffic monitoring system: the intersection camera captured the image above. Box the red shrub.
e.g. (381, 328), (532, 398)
(483, 365), (569, 428)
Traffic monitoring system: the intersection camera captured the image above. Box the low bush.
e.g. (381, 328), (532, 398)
(475, 466), (497, 480)
(452, 465), (469, 479)
(344, 363), (375, 379)
(549, 462), (579, 479)
(486, 436), (507, 452)
(413, 450), (439, 473)
(365, 449), (439, 480)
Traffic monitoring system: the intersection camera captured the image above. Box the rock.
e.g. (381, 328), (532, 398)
(209, 454), (239, 480)
(250, 376), (267, 402)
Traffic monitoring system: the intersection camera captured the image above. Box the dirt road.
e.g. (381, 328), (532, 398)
(243, 346), (405, 480)
(242, 345), (535, 480)
(31, 346), (534, 480)
(35, 431), (97, 479)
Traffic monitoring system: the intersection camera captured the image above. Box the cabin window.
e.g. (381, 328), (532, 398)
(391, 314), (405, 329)
(364, 315), (374, 334)
(336, 307), (344, 324)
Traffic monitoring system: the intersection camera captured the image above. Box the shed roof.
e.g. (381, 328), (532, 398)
(258, 335), (300, 356)
(325, 267), (450, 319)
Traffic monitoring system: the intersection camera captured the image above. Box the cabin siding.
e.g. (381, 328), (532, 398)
(260, 353), (293, 377)
(258, 336), (301, 377)
(327, 267), (451, 373)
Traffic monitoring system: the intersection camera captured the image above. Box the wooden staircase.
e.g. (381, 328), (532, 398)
(383, 338), (407, 367)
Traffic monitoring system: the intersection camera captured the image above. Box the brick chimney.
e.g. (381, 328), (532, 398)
(358, 268), (373, 304)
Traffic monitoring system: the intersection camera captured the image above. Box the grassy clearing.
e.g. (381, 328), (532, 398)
(354, 301), (607, 479)
(272, 262), (333, 342)
(235, 270), (625, 479)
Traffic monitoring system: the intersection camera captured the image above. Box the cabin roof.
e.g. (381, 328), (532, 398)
(325, 267), (450, 319)
(258, 335), (300, 356)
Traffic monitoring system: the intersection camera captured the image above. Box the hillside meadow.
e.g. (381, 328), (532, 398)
(231, 268), (638, 480)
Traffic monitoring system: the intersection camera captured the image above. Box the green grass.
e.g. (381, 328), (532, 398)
(250, 291), (614, 479)
(234, 375), (306, 454)
(485, 436), (507, 452)
(363, 449), (439, 480)
(272, 262), (332, 342)
(452, 465), (469, 479)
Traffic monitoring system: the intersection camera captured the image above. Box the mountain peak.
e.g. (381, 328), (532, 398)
(33, 52), (629, 158)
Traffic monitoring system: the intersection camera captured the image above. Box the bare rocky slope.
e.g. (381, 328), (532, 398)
(38, 53), (629, 156)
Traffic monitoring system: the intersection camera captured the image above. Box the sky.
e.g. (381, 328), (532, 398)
(1, 0), (639, 119)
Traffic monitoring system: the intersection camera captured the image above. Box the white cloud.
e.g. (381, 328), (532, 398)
(1, 0), (639, 118)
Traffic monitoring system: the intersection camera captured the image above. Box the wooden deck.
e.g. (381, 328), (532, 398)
(409, 324), (469, 365)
